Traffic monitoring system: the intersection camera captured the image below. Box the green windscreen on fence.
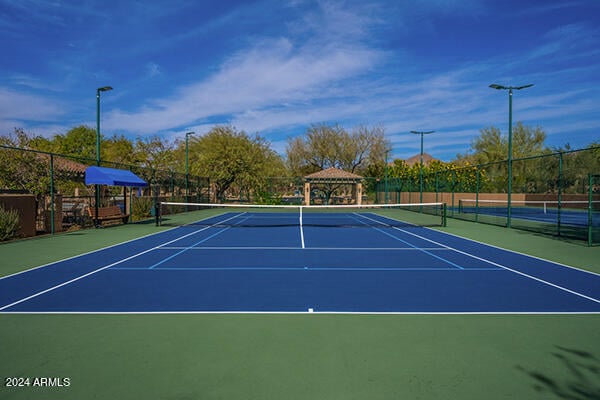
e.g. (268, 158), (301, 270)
(375, 147), (599, 246)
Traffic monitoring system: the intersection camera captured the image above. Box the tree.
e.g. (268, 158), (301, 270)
(103, 134), (136, 167)
(0, 128), (51, 197)
(27, 126), (137, 167)
(286, 124), (389, 176)
(188, 126), (286, 202)
(387, 158), (481, 196)
(457, 122), (547, 165)
(455, 122), (548, 193)
(558, 143), (600, 194)
(133, 135), (177, 181)
(0, 127), (35, 148)
(45, 125), (98, 161)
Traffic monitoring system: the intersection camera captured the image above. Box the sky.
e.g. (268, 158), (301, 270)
(1, 0), (599, 161)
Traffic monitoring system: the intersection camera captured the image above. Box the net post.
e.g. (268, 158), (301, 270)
(155, 201), (161, 226)
(442, 203), (447, 227)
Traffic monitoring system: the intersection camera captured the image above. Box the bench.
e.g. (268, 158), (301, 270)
(87, 206), (129, 225)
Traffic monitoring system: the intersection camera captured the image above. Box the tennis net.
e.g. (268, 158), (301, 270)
(457, 198), (600, 232)
(458, 199), (594, 219)
(158, 202), (447, 228)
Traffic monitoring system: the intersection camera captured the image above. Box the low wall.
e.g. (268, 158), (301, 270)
(397, 192), (525, 205)
(0, 194), (37, 238)
(388, 192), (599, 207)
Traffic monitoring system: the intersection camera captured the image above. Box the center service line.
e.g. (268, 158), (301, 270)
(299, 206), (305, 249)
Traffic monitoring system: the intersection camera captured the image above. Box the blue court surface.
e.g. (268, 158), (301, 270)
(1, 211), (599, 313)
(458, 204), (599, 227)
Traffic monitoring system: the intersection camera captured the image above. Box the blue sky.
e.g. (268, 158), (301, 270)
(1, 0), (599, 161)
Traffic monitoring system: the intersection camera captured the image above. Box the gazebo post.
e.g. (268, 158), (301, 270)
(303, 167), (364, 207)
(304, 182), (311, 206)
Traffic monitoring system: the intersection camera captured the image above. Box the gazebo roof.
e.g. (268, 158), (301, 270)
(304, 167), (363, 183)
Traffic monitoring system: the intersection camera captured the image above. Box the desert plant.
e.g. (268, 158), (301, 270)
(131, 196), (153, 221)
(0, 206), (20, 241)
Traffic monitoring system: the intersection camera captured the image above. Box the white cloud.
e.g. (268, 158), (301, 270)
(103, 4), (383, 134)
(0, 87), (65, 122)
(2, 0), (598, 162)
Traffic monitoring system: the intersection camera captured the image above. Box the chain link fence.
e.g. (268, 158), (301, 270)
(0, 145), (209, 238)
(1, 144), (598, 245)
(374, 147), (599, 245)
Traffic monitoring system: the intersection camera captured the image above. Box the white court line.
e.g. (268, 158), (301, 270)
(356, 211), (600, 278)
(148, 227), (230, 269)
(299, 206), (305, 249)
(436, 228), (600, 278)
(0, 213), (245, 312)
(349, 214), (464, 270)
(148, 213), (254, 269)
(2, 310), (599, 315)
(111, 266), (501, 271)
(356, 213), (600, 304)
(0, 226), (183, 282)
(157, 246), (451, 251)
(0, 211), (233, 282)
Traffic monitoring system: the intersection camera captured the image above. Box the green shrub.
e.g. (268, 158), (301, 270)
(0, 206), (20, 241)
(255, 191), (283, 205)
(131, 196), (153, 221)
(163, 196), (185, 214)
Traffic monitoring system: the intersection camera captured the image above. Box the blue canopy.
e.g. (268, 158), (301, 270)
(85, 166), (148, 187)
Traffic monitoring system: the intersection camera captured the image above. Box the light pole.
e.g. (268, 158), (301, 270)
(489, 83), (533, 228)
(410, 130), (435, 204)
(185, 131), (195, 205)
(95, 86), (112, 227)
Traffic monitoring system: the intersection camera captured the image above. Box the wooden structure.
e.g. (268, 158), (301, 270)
(303, 167), (364, 206)
(87, 205), (129, 225)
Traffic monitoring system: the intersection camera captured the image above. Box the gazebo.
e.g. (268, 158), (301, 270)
(303, 167), (363, 206)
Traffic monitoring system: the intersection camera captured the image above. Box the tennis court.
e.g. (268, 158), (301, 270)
(458, 199), (598, 227)
(1, 204), (598, 314)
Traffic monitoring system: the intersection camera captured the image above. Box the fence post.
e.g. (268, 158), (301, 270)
(589, 174), (593, 247)
(475, 166), (480, 223)
(50, 153), (55, 235)
(558, 152), (563, 236)
(451, 170), (456, 217)
(435, 171), (439, 204)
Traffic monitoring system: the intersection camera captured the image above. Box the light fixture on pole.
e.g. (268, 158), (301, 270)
(95, 86), (113, 227)
(185, 131), (195, 205)
(410, 130), (435, 204)
(489, 83), (533, 228)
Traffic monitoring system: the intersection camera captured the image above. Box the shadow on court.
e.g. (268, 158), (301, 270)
(517, 346), (600, 399)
